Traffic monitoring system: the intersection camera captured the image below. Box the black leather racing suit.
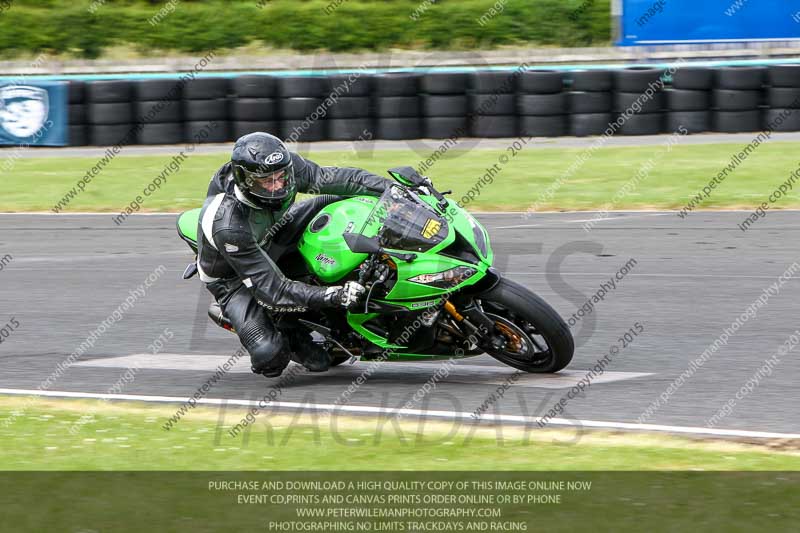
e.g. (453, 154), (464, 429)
(197, 152), (392, 372)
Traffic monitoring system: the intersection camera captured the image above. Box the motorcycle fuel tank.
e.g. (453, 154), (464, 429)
(297, 197), (375, 283)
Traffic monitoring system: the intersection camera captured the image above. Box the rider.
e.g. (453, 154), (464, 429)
(197, 132), (392, 378)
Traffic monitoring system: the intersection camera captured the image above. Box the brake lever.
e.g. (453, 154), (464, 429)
(365, 262), (392, 312)
(357, 258), (373, 285)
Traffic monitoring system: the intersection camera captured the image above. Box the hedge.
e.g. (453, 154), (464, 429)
(0, 1), (610, 59)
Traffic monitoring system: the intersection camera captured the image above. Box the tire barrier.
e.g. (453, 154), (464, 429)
(465, 70), (518, 139)
(279, 97), (323, 120)
(469, 93), (515, 115)
(232, 120), (280, 140)
(231, 75), (281, 141)
(420, 72), (470, 95)
(376, 117), (422, 140)
(715, 66), (765, 91)
(328, 118), (372, 141)
(613, 67), (664, 93)
(281, 119), (325, 142)
(86, 81), (134, 146)
(182, 78), (229, 143)
(667, 67), (714, 134)
(517, 70), (565, 137)
(276, 76), (329, 142)
(472, 115), (517, 138)
(711, 67), (765, 133)
(134, 78), (184, 144)
(67, 81), (87, 146)
(421, 72), (469, 140)
(374, 72), (420, 140)
(375, 96), (418, 118)
(232, 75), (278, 99)
(68, 103), (86, 126)
(666, 111), (710, 134)
(326, 77), (372, 140)
(764, 64), (800, 132)
(570, 113), (613, 137)
(89, 123), (135, 147)
(568, 91), (612, 114)
(67, 65), (800, 146)
(138, 123), (184, 145)
(614, 67), (665, 136)
(567, 70), (612, 137)
(519, 70), (563, 94)
(424, 117), (469, 140)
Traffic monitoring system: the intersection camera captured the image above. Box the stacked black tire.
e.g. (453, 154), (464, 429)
(468, 71), (518, 138)
(86, 81), (134, 146)
(665, 67), (713, 134)
(278, 76), (327, 142)
(711, 67), (764, 133)
(183, 78), (230, 143)
(421, 72), (469, 139)
(135, 78), (183, 144)
(516, 70), (565, 137)
(327, 74), (373, 141)
(567, 70), (613, 137)
(67, 65), (800, 146)
(372, 73), (421, 140)
(764, 65), (800, 132)
(67, 81), (87, 146)
(230, 75), (279, 140)
(613, 67), (665, 135)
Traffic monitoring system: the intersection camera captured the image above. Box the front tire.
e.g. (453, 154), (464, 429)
(479, 278), (574, 373)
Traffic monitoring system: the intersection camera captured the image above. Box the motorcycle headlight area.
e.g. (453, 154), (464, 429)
(408, 266), (477, 288)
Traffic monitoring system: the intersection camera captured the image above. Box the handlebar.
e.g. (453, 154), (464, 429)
(421, 177), (449, 212)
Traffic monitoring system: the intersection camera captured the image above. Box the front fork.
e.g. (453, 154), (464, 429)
(442, 299), (507, 352)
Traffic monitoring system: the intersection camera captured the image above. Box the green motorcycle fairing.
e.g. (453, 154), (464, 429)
(297, 186), (494, 351)
(295, 196), (376, 283)
(177, 208), (201, 251)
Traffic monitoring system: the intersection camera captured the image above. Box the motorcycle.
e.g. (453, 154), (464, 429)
(176, 166), (573, 372)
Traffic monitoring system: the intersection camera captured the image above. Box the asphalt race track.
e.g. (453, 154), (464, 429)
(1, 211), (798, 438)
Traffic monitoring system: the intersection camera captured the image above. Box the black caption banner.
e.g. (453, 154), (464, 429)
(2, 471), (797, 532)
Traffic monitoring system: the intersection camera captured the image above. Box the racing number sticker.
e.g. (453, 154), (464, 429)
(421, 219), (441, 239)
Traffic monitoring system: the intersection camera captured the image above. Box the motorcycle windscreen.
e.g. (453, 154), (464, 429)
(362, 186), (448, 252)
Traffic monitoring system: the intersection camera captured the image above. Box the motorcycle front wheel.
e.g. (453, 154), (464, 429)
(478, 277), (574, 373)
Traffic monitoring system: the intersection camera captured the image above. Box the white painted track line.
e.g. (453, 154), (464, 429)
(72, 354), (652, 389)
(1, 388), (798, 440)
(495, 213), (674, 229)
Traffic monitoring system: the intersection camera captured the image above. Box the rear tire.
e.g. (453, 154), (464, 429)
(479, 278), (574, 373)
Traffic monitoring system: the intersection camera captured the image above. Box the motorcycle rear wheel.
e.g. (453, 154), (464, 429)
(479, 278), (574, 373)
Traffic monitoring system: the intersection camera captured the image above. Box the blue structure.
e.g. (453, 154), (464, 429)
(0, 81), (67, 146)
(616, 0), (800, 45)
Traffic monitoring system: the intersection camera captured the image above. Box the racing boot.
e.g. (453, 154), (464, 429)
(285, 328), (332, 372)
(240, 321), (290, 379)
(208, 302), (235, 332)
(252, 361), (286, 378)
(208, 302), (286, 376)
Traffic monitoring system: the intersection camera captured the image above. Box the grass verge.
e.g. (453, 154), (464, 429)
(1, 396), (798, 471)
(10, 140), (800, 213)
